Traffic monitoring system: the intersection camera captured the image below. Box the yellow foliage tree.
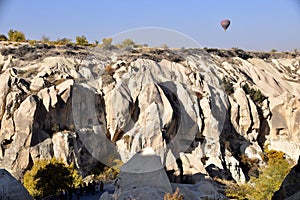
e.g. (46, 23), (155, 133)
(100, 37), (113, 49)
(24, 159), (48, 198)
(76, 35), (89, 46)
(8, 29), (26, 42)
(116, 38), (135, 49)
(24, 158), (82, 199)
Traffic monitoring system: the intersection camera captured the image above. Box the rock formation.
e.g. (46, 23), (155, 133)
(100, 147), (172, 200)
(0, 43), (299, 196)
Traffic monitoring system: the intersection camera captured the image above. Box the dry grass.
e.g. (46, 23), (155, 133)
(164, 188), (184, 200)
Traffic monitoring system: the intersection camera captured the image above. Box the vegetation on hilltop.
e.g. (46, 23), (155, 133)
(0, 34), (8, 41)
(8, 29), (26, 42)
(0, 29), (146, 49)
(76, 35), (89, 46)
(100, 37), (113, 49)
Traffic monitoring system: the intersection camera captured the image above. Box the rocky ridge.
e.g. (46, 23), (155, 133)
(0, 43), (299, 196)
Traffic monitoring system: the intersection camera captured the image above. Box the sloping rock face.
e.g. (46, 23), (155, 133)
(0, 168), (33, 200)
(0, 44), (299, 188)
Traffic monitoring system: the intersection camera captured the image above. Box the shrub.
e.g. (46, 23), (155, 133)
(41, 35), (50, 43)
(0, 34), (8, 41)
(226, 182), (250, 200)
(100, 37), (113, 49)
(55, 38), (72, 45)
(102, 37), (112, 46)
(242, 83), (266, 104)
(270, 49), (277, 53)
(222, 77), (234, 95)
(28, 40), (37, 46)
(293, 48), (298, 54)
(76, 35), (89, 46)
(164, 188), (184, 200)
(251, 89), (266, 104)
(116, 38), (135, 49)
(242, 83), (250, 94)
(8, 29), (26, 42)
(123, 135), (131, 149)
(96, 159), (122, 181)
(24, 158), (82, 199)
(161, 44), (169, 49)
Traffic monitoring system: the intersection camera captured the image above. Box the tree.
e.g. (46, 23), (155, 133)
(270, 49), (277, 53)
(76, 35), (89, 46)
(116, 38), (135, 49)
(8, 29), (26, 42)
(56, 38), (72, 45)
(161, 44), (169, 49)
(0, 34), (7, 41)
(101, 37), (113, 49)
(24, 159), (48, 198)
(41, 35), (50, 43)
(24, 158), (82, 199)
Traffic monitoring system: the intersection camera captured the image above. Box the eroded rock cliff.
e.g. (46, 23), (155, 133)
(0, 44), (299, 186)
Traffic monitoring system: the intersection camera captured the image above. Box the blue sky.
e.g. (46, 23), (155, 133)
(0, 0), (299, 51)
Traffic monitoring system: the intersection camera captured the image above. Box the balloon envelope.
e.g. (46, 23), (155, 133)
(221, 19), (231, 31)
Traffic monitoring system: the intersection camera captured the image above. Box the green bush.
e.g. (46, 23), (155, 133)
(76, 35), (89, 46)
(222, 77), (234, 95)
(251, 89), (266, 104)
(270, 49), (277, 53)
(226, 149), (292, 200)
(24, 158), (82, 199)
(242, 83), (266, 104)
(8, 29), (26, 42)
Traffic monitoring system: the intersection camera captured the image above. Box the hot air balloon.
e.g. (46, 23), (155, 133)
(221, 19), (231, 31)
